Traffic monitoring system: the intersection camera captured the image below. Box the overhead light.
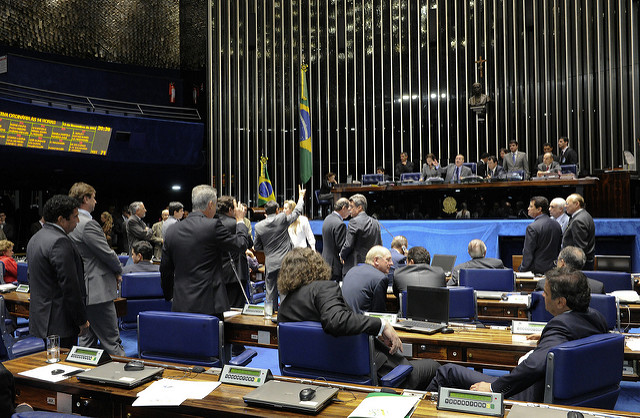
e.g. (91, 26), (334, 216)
(171, 185), (181, 191)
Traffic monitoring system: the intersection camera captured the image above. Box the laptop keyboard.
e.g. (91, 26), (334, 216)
(397, 320), (444, 330)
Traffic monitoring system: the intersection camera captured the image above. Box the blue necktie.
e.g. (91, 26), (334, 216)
(455, 167), (460, 182)
(512, 153), (516, 164)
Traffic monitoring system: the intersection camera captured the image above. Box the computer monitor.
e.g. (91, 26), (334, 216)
(406, 286), (450, 324)
(400, 172), (421, 183)
(431, 254), (457, 274)
(362, 173), (384, 185)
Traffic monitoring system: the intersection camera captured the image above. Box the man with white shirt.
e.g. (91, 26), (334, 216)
(549, 197), (570, 233)
(162, 201), (184, 238)
(558, 136), (578, 165)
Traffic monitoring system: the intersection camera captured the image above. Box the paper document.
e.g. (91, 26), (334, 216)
(348, 392), (419, 418)
(626, 337), (640, 352)
(18, 364), (87, 383)
(132, 378), (220, 406)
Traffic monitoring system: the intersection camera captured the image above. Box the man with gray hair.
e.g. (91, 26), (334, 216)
(449, 239), (505, 286)
(339, 193), (382, 275)
(535, 246), (604, 294)
(387, 235), (408, 285)
(322, 197), (350, 282)
(549, 197), (569, 233)
(161, 185), (249, 317)
(341, 245), (392, 314)
(125, 201), (153, 254)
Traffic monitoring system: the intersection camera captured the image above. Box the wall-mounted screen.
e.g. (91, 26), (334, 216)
(0, 111), (111, 156)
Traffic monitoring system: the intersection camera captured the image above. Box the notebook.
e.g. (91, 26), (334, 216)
(431, 254), (457, 274)
(393, 286), (449, 334)
(243, 380), (338, 414)
(76, 361), (163, 388)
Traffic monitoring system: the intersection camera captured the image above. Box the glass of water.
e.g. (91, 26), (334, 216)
(264, 301), (273, 320)
(46, 335), (60, 363)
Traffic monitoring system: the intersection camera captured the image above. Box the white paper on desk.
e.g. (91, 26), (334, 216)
(224, 310), (242, 319)
(348, 393), (419, 418)
(18, 364), (86, 383)
(626, 337), (640, 351)
(132, 378), (220, 406)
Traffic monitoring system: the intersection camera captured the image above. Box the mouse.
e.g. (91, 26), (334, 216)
(51, 369), (65, 375)
(567, 411), (584, 418)
(501, 293), (509, 301)
(124, 360), (145, 371)
(299, 388), (316, 401)
(440, 327), (454, 334)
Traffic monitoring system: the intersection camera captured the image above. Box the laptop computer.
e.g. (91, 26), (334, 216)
(243, 380), (338, 414)
(76, 361), (163, 388)
(431, 254), (457, 274)
(393, 286), (449, 334)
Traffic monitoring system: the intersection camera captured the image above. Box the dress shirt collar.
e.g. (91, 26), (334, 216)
(46, 222), (66, 234)
(332, 211), (343, 220)
(78, 208), (91, 217)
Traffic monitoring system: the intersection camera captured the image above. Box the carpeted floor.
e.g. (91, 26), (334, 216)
(120, 329), (640, 413)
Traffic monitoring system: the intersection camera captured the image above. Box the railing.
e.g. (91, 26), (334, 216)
(0, 81), (201, 121)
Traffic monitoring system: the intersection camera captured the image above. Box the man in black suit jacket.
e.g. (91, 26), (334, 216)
(125, 201), (153, 254)
(393, 246), (445, 300)
(339, 194), (382, 275)
(535, 246), (604, 294)
(321, 198), (349, 282)
(558, 136), (578, 165)
(519, 196), (562, 275)
(161, 185), (250, 317)
(113, 206), (130, 254)
(428, 268), (608, 401)
(26, 195), (90, 348)
(476, 153), (490, 178)
(277, 248), (440, 390)
(563, 193), (596, 270)
(485, 155), (505, 179)
(449, 239), (505, 286)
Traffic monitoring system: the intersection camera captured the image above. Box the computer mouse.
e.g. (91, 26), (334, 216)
(124, 360), (145, 371)
(299, 388), (316, 401)
(440, 327), (454, 334)
(567, 411), (584, 418)
(501, 293), (509, 301)
(51, 369), (65, 375)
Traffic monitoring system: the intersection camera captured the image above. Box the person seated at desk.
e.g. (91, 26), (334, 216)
(485, 155), (505, 179)
(122, 241), (159, 273)
(449, 239), (505, 286)
(341, 246), (392, 314)
(534, 246), (604, 294)
(0, 240), (18, 283)
(277, 247), (441, 390)
(536, 152), (562, 177)
(440, 154), (472, 183)
(536, 142), (559, 166)
(427, 267), (609, 402)
(318, 172), (336, 201)
(420, 153), (440, 180)
(392, 246), (445, 300)
(394, 151), (415, 181)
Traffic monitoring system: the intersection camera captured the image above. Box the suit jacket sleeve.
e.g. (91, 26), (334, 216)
(84, 220), (123, 274)
(315, 282), (382, 336)
(568, 216), (590, 251)
(371, 276), (389, 313)
(334, 221), (346, 252)
(128, 219), (153, 241)
(51, 239), (87, 328)
(0, 364), (15, 417)
(339, 219), (359, 261)
(160, 236), (175, 301)
(519, 224), (537, 272)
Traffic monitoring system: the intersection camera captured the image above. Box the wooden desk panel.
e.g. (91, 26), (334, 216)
(2, 292), (127, 318)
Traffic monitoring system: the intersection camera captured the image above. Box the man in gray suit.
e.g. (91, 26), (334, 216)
(27, 195), (90, 349)
(503, 140), (530, 179)
(449, 239), (505, 286)
(254, 185), (306, 310)
(125, 201), (153, 254)
(563, 193), (596, 270)
(339, 194), (382, 275)
(321, 197), (349, 282)
(535, 246), (604, 294)
(393, 246), (446, 301)
(69, 182), (125, 356)
(536, 152), (561, 177)
(441, 154), (473, 183)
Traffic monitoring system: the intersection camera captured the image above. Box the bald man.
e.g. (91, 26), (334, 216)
(341, 246), (393, 314)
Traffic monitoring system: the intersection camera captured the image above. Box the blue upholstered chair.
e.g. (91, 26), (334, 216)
(278, 321), (412, 387)
(459, 269), (515, 292)
(529, 292), (619, 330)
(544, 333), (624, 408)
(463, 162), (477, 175)
(118, 255), (129, 267)
(16, 261), (28, 284)
(314, 189), (332, 218)
(449, 286), (478, 322)
(400, 172), (421, 183)
(119, 272), (171, 330)
(0, 296), (44, 360)
(582, 271), (633, 293)
(560, 164), (578, 175)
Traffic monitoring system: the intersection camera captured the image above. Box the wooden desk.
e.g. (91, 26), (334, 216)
(3, 352), (476, 417)
(1, 291), (127, 318)
(477, 299), (529, 323)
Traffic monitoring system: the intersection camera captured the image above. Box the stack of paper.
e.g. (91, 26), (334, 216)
(132, 378), (220, 406)
(348, 393), (420, 418)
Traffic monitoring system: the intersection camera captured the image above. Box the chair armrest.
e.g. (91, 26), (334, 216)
(380, 364), (413, 387)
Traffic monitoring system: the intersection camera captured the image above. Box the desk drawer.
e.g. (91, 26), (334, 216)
(226, 327), (278, 347)
(414, 344), (466, 362)
(466, 348), (524, 366)
(15, 384), (58, 412)
(15, 385), (113, 416)
(480, 305), (527, 319)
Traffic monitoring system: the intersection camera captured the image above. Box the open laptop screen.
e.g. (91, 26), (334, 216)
(431, 254), (457, 273)
(406, 286), (449, 323)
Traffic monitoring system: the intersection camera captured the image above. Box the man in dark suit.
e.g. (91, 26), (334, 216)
(342, 246), (392, 314)
(535, 142), (559, 166)
(394, 151), (415, 180)
(558, 136), (578, 165)
(339, 194), (382, 275)
(277, 248), (440, 390)
(393, 246), (445, 300)
(535, 246), (604, 294)
(254, 185), (306, 310)
(321, 198), (349, 282)
(440, 154), (473, 183)
(449, 239), (505, 286)
(125, 201), (153, 254)
(427, 268), (608, 402)
(485, 155), (505, 179)
(563, 193), (596, 270)
(519, 196), (562, 275)
(387, 235), (407, 286)
(27, 195), (90, 349)
(122, 241), (159, 273)
(503, 140), (530, 179)
(536, 152), (562, 177)
(476, 153), (490, 178)
(113, 206), (130, 254)
(69, 182), (125, 356)
(161, 185), (250, 317)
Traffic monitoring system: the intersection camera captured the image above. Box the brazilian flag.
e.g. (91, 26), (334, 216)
(299, 64), (312, 184)
(258, 156), (275, 206)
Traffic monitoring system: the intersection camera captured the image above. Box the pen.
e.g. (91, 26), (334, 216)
(62, 369), (85, 377)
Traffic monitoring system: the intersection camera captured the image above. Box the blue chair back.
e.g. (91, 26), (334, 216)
(120, 272), (171, 330)
(400, 172), (421, 183)
(362, 173), (384, 185)
(459, 269), (514, 292)
(17, 261), (28, 284)
(0, 260), (4, 283)
(0, 296), (44, 360)
(582, 271), (633, 293)
(529, 292), (619, 330)
(138, 310), (225, 367)
(449, 287), (477, 321)
(463, 162), (477, 175)
(544, 333), (623, 408)
(314, 189), (331, 204)
(560, 164), (578, 175)
(278, 321), (376, 386)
